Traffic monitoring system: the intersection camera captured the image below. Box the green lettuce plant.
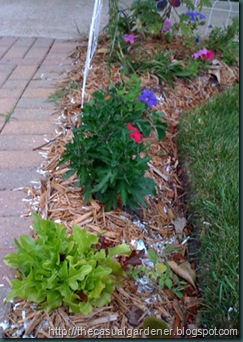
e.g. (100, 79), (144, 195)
(3, 214), (131, 314)
(60, 75), (167, 211)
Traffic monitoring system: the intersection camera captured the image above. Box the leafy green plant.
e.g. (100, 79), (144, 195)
(60, 75), (167, 211)
(130, 0), (163, 35)
(48, 88), (65, 104)
(48, 80), (79, 104)
(125, 50), (196, 86)
(143, 317), (171, 338)
(176, 11), (206, 41)
(221, 40), (239, 65)
(105, 0), (213, 85)
(3, 214), (131, 314)
(147, 249), (186, 298)
(126, 248), (186, 299)
(105, 0), (135, 60)
(207, 17), (239, 65)
(0, 110), (14, 134)
(182, 55), (209, 78)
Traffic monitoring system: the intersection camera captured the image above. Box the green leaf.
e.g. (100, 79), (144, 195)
(120, 186), (128, 205)
(91, 292), (112, 307)
(68, 300), (93, 315)
(143, 317), (170, 338)
(42, 290), (63, 312)
(159, 278), (165, 288)
(147, 249), (157, 265)
(88, 280), (106, 299)
(180, 21), (191, 37)
(165, 277), (173, 289)
(3, 251), (21, 269)
(45, 271), (59, 289)
(156, 262), (167, 274)
(62, 169), (76, 179)
(92, 171), (112, 193)
(65, 262), (92, 291)
(108, 244), (131, 258)
(72, 226), (98, 254)
(7, 271), (45, 303)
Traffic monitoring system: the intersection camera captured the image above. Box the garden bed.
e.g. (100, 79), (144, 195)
(2, 32), (238, 338)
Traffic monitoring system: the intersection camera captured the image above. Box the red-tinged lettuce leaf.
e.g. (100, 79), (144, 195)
(91, 235), (116, 254)
(118, 249), (145, 270)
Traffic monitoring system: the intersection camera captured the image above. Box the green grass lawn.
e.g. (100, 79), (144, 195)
(177, 84), (239, 333)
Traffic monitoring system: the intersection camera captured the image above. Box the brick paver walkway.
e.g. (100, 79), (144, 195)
(0, 36), (79, 329)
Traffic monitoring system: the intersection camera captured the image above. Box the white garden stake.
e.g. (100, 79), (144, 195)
(81, 0), (103, 108)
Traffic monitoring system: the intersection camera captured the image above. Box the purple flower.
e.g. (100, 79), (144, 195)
(138, 89), (157, 107)
(123, 33), (135, 44)
(191, 48), (214, 60)
(192, 48), (208, 58)
(163, 19), (172, 32)
(195, 36), (200, 44)
(184, 11), (206, 22)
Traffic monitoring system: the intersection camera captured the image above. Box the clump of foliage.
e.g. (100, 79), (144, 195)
(130, 0), (164, 35)
(105, 0), (215, 84)
(4, 214), (131, 315)
(60, 75), (167, 211)
(126, 50), (196, 86)
(207, 17), (239, 65)
(126, 248), (186, 299)
(48, 80), (79, 104)
(143, 316), (171, 338)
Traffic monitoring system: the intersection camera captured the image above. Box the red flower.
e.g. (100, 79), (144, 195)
(127, 123), (142, 143)
(202, 50), (214, 60)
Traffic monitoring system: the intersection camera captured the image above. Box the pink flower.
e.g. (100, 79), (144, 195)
(163, 19), (171, 33)
(123, 34), (135, 45)
(202, 50), (214, 60)
(192, 48), (214, 60)
(127, 123), (142, 143)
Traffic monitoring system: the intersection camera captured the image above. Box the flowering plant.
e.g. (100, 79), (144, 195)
(207, 17), (239, 66)
(138, 89), (157, 107)
(127, 123), (142, 143)
(162, 19), (172, 33)
(123, 33), (135, 44)
(178, 10), (206, 39)
(60, 75), (167, 211)
(184, 11), (206, 22)
(192, 48), (214, 60)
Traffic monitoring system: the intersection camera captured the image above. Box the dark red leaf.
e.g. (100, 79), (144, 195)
(91, 236), (116, 255)
(118, 249), (145, 270)
(76, 290), (88, 302)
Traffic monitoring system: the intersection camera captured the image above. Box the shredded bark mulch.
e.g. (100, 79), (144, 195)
(2, 35), (238, 338)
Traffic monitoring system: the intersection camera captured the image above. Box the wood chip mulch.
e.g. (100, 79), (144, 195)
(2, 35), (238, 338)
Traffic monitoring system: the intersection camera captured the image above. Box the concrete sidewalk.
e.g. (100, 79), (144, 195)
(0, 36), (80, 333)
